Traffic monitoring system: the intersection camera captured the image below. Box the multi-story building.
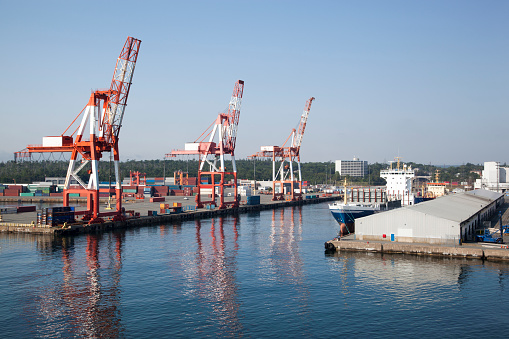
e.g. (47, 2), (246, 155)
(474, 161), (509, 193)
(335, 158), (368, 177)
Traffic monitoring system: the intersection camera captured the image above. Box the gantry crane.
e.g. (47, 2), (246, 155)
(250, 97), (314, 201)
(166, 80), (244, 209)
(15, 37), (141, 223)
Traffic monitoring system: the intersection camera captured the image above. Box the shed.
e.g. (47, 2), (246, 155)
(355, 189), (504, 245)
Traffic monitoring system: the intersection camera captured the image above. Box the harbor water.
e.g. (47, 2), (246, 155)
(1, 202), (508, 338)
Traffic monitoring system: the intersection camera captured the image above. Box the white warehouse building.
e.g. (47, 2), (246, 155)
(355, 189), (503, 245)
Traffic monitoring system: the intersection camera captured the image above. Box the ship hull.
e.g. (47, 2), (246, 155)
(329, 203), (378, 224)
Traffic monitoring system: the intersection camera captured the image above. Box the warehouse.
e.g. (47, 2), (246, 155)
(354, 189), (504, 245)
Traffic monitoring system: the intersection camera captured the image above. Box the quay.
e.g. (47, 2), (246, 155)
(0, 194), (339, 235)
(325, 238), (509, 261)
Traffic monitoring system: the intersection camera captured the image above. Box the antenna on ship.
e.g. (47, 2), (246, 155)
(395, 157), (402, 171)
(344, 178), (348, 205)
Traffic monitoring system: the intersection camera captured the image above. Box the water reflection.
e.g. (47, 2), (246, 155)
(26, 233), (125, 337)
(191, 217), (243, 336)
(269, 207), (305, 283)
(327, 251), (509, 306)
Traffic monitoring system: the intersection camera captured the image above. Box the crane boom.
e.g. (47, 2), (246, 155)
(104, 37), (141, 144)
(292, 97), (315, 150)
(222, 80), (244, 154)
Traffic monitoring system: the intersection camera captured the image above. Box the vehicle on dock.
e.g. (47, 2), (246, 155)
(476, 229), (503, 243)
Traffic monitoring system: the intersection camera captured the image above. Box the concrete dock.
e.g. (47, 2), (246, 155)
(325, 238), (509, 261)
(0, 194), (339, 235)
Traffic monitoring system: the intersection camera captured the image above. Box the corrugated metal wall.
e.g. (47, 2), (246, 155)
(356, 208), (459, 244)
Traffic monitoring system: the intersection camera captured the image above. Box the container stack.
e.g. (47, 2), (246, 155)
(159, 203), (182, 214)
(27, 183), (56, 196)
(2, 185), (25, 196)
(143, 186), (153, 197)
(154, 177), (165, 186)
(153, 186), (169, 197)
(238, 186), (252, 197)
(122, 185), (138, 198)
(183, 186), (193, 196)
(37, 207), (75, 227)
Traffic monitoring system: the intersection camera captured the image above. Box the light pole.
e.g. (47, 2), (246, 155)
(253, 158), (256, 195)
(325, 164), (327, 186)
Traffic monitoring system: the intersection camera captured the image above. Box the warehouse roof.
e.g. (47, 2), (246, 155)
(465, 189), (504, 201)
(406, 189), (503, 223)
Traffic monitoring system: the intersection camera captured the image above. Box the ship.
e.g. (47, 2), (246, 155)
(328, 179), (380, 233)
(328, 201), (380, 224)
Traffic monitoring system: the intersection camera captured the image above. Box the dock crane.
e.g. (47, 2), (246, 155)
(14, 37), (141, 223)
(166, 80), (244, 209)
(250, 97), (314, 201)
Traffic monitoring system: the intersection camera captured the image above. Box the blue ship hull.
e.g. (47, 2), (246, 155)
(329, 208), (375, 224)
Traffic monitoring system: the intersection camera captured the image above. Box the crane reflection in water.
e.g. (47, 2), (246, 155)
(29, 233), (124, 337)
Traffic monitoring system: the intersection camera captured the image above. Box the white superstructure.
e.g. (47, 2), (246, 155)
(380, 159), (415, 205)
(474, 161), (509, 193)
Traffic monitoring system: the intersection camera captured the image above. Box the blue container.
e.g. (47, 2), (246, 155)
(246, 195), (260, 205)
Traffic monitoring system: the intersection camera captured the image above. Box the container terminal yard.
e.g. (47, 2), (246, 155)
(0, 193), (338, 234)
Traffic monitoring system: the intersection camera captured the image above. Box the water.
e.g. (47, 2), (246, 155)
(1, 203), (508, 338)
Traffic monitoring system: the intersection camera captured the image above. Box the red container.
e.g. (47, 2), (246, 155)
(17, 206), (36, 213)
(4, 189), (20, 196)
(150, 197), (165, 202)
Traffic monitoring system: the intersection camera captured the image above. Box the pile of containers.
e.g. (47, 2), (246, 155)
(37, 207), (75, 227)
(159, 203), (183, 214)
(0, 185), (26, 196)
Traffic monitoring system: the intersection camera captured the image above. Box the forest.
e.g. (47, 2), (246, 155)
(0, 158), (483, 187)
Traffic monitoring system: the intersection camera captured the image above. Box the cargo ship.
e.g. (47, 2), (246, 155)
(328, 179), (380, 232)
(328, 201), (380, 224)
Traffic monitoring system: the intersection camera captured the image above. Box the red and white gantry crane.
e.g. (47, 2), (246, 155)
(166, 80), (244, 209)
(15, 36), (141, 223)
(250, 97), (314, 201)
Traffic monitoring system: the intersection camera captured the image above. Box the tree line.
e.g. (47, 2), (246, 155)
(0, 159), (483, 186)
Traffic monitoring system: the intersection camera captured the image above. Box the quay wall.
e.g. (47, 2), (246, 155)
(0, 196), (338, 236)
(325, 240), (509, 262)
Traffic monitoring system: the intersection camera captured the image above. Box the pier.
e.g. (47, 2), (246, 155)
(325, 238), (509, 261)
(0, 194), (340, 235)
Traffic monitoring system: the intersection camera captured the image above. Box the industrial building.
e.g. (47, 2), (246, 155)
(474, 161), (509, 193)
(355, 189), (504, 245)
(335, 158), (368, 177)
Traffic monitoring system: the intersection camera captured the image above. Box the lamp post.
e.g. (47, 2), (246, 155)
(325, 164), (327, 186)
(253, 158), (256, 195)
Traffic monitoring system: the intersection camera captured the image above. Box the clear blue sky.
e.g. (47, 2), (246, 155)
(1, 0), (508, 165)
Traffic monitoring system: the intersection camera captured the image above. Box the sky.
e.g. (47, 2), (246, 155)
(1, 0), (508, 165)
